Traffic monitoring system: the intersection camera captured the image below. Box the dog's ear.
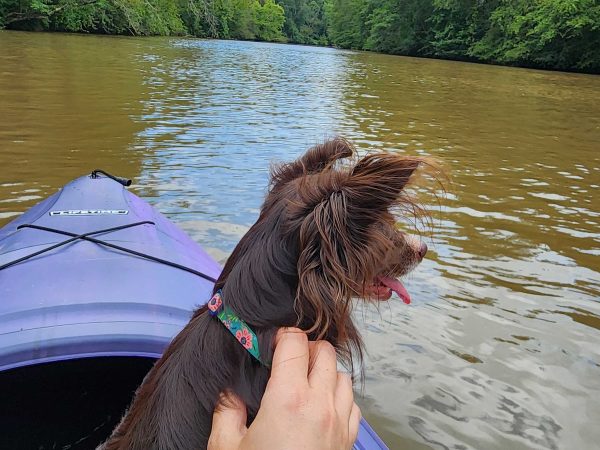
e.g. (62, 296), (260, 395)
(347, 153), (421, 214)
(270, 137), (354, 188)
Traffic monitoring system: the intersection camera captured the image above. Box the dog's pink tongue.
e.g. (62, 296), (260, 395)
(378, 277), (411, 304)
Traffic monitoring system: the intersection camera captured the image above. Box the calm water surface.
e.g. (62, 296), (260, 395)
(1, 31), (599, 449)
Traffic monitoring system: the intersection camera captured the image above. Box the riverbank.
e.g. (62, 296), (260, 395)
(2, 0), (599, 74)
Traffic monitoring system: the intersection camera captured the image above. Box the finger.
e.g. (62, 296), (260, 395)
(208, 391), (247, 450)
(334, 372), (354, 419)
(307, 340), (338, 392)
(348, 403), (361, 447)
(270, 327), (310, 387)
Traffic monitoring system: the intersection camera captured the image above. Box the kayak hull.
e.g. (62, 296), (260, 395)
(0, 175), (220, 372)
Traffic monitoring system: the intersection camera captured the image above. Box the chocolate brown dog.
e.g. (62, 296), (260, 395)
(101, 138), (431, 449)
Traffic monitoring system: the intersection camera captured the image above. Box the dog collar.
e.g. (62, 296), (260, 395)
(207, 290), (268, 367)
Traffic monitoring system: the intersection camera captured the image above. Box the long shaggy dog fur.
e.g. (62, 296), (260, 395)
(101, 138), (432, 450)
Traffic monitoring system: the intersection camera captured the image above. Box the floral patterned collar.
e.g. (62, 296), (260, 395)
(207, 290), (268, 367)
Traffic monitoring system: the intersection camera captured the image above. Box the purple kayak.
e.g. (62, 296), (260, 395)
(0, 172), (388, 449)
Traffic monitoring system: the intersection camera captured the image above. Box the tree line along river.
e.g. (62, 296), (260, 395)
(1, 0), (599, 73)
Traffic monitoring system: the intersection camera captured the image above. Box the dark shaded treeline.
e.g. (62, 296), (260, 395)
(326, 0), (600, 73)
(1, 0), (598, 73)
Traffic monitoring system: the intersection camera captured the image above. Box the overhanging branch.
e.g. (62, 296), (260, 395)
(6, 0), (100, 24)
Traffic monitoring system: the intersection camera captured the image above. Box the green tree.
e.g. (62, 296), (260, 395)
(1, 0), (187, 34)
(325, 0), (366, 49)
(226, 0), (254, 39)
(179, 0), (234, 38)
(363, 0), (433, 54)
(254, 0), (285, 41)
(277, 0), (327, 44)
(472, 0), (600, 71)
(426, 0), (499, 59)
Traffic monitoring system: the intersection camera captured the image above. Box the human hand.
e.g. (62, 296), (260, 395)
(208, 327), (361, 450)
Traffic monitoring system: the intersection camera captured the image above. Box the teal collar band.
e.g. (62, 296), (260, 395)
(207, 290), (268, 367)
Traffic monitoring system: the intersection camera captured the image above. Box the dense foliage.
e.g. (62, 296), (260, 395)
(0, 0), (285, 40)
(1, 0), (598, 72)
(325, 0), (600, 71)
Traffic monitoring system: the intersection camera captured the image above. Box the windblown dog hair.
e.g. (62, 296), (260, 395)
(101, 138), (433, 450)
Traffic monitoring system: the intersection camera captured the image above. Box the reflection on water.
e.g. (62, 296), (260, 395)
(1, 31), (600, 449)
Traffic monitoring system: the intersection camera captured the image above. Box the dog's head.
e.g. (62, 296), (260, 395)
(214, 138), (434, 370)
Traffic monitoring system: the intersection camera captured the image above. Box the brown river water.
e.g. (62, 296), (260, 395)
(1, 31), (599, 449)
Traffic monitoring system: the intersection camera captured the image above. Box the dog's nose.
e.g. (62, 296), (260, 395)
(418, 242), (428, 259)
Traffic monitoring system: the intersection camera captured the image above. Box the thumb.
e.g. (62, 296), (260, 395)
(208, 391), (248, 450)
